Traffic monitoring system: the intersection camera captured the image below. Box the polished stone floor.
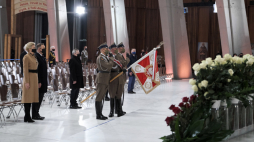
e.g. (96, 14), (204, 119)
(0, 80), (253, 142)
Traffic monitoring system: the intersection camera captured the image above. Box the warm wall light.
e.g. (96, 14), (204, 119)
(76, 6), (85, 14)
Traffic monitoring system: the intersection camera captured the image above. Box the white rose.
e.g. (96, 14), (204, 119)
(228, 69), (234, 76)
(224, 54), (232, 61)
(204, 92), (209, 99)
(215, 55), (225, 64)
(198, 83), (202, 89)
(192, 85), (198, 92)
(201, 80), (208, 88)
(206, 58), (213, 66)
(228, 79), (231, 82)
(189, 79), (196, 85)
(246, 58), (254, 66)
(194, 71), (199, 76)
(236, 57), (243, 64)
(243, 54), (251, 60)
(232, 56), (239, 63)
(193, 63), (201, 71)
(199, 62), (207, 69)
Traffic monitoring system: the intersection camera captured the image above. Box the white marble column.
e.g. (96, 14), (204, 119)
(158, 0), (192, 79)
(217, 0), (252, 55)
(47, 0), (71, 62)
(0, 1), (9, 60)
(103, 0), (130, 56)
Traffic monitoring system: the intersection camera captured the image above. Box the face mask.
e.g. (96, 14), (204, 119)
(42, 49), (46, 53)
(32, 49), (36, 53)
(121, 48), (125, 53)
(132, 52), (136, 54)
(114, 49), (118, 54)
(52, 49), (55, 51)
(85, 48), (87, 50)
(104, 50), (109, 55)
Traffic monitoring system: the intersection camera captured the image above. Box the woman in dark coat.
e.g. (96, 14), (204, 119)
(69, 49), (84, 109)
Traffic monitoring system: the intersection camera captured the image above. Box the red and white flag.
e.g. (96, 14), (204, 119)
(131, 50), (160, 94)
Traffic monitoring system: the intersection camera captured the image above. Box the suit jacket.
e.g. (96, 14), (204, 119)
(36, 52), (48, 93)
(69, 56), (84, 89)
(127, 53), (137, 76)
(49, 51), (56, 66)
(95, 53), (114, 85)
(20, 51), (27, 75)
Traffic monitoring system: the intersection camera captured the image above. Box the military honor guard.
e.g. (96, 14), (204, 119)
(115, 42), (130, 115)
(95, 43), (114, 120)
(108, 43), (123, 117)
(49, 46), (56, 67)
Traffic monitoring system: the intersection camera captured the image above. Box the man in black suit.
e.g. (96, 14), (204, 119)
(69, 49), (84, 109)
(20, 44), (28, 75)
(32, 43), (47, 120)
(127, 48), (137, 94)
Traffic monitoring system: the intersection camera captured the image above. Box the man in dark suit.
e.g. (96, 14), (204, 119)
(69, 49), (84, 109)
(127, 48), (137, 94)
(32, 43), (47, 120)
(20, 44), (28, 75)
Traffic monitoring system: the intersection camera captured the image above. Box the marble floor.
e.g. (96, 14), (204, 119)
(0, 80), (253, 142)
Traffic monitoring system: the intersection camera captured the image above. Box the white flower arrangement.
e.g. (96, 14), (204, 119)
(192, 85), (198, 92)
(193, 63), (201, 72)
(189, 79), (196, 85)
(201, 80), (208, 88)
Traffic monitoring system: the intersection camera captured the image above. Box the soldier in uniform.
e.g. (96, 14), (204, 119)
(95, 43), (114, 120)
(114, 42), (130, 116)
(49, 46), (56, 67)
(108, 43), (124, 117)
(81, 46), (88, 65)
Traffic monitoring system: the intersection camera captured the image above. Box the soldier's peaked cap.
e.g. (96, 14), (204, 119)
(98, 42), (108, 50)
(109, 43), (117, 49)
(117, 42), (124, 48)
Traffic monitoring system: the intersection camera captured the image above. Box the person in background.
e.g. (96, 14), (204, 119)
(81, 46), (88, 66)
(32, 43), (47, 120)
(49, 46), (56, 67)
(22, 42), (39, 123)
(20, 44), (28, 75)
(69, 49), (84, 109)
(233, 53), (237, 57)
(239, 53), (243, 57)
(140, 49), (146, 59)
(127, 48), (137, 94)
(11, 48), (15, 60)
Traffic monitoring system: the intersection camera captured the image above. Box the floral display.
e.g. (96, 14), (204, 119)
(161, 54), (254, 142)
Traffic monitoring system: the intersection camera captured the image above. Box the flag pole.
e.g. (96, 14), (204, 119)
(80, 41), (163, 103)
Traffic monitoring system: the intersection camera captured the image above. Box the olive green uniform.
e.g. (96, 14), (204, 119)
(115, 53), (130, 99)
(109, 55), (124, 99)
(95, 53), (114, 101)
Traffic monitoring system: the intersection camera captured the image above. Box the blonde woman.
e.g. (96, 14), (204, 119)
(22, 42), (39, 123)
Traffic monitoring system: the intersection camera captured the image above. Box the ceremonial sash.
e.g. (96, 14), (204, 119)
(113, 59), (123, 69)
